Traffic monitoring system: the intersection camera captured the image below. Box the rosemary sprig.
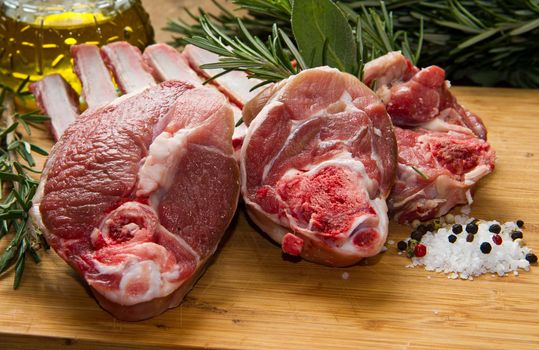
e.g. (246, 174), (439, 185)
(343, 0), (539, 88)
(183, 12), (304, 83)
(167, 0), (421, 85)
(233, 0), (292, 21)
(167, 0), (537, 88)
(0, 83), (49, 289)
(165, 0), (293, 48)
(338, 1), (423, 78)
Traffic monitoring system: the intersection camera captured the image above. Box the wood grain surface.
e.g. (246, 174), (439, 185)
(1, 1), (539, 350)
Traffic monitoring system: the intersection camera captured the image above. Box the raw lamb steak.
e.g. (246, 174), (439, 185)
(364, 52), (495, 222)
(240, 67), (397, 266)
(389, 128), (495, 223)
(31, 81), (240, 321)
(364, 51), (487, 139)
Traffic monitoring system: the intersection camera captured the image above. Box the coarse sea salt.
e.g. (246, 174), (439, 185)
(406, 215), (534, 280)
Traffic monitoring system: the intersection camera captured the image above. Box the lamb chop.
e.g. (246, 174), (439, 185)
(364, 52), (495, 223)
(240, 67), (397, 266)
(29, 42), (241, 321)
(363, 51), (487, 139)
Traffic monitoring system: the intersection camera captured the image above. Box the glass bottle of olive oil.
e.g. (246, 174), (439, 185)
(0, 0), (154, 93)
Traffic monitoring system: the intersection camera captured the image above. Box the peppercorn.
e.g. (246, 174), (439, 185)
(525, 253), (538, 264)
(480, 242), (492, 254)
(407, 239), (418, 258)
(516, 219), (524, 228)
(466, 233), (474, 242)
(411, 230), (426, 242)
(397, 240), (408, 251)
(489, 224), (501, 234)
(511, 231), (523, 240)
(452, 224), (463, 234)
(466, 222), (478, 234)
(492, 235), (502, 245)
(425, 223), (435, 232)
(414, 244), (427, 257)
(448, 234), (457, 243)
(415, 224), (428, 234)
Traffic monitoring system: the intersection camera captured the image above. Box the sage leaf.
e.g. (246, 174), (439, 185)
(292, 0), (357, 73)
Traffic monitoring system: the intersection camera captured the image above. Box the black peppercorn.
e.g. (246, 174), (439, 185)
(411, 230), (426, 242)
(397, 240), (408, 251)
(425, 223), (435, 232)
(516, 220), (524, 228)
(511, 231), (523, 240)
(452, 224), (463, 234)
(480, 242), (492, 254)
(525, 253), (538, 264)
(466, 222), (478, 234)
(448, 234), (457, 243)
(415, 224), (428, 234)
(488, 224), (501, 234)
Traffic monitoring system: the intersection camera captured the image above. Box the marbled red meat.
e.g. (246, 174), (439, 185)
(364, 51), (487, 139)
(389, 128), (495, 223)
(31, 81), (240, 321)
(241, 67), (397, 266)
(364, 52), (495, 222)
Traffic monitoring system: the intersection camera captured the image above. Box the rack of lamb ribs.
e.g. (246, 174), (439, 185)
(29, 42), (255, 321)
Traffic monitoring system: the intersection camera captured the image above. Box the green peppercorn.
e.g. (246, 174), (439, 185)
(407, 239), (418, 258)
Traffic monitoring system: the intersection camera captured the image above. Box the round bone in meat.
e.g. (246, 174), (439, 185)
(31, 81), (240, 321)
(240, 67), (397, 267)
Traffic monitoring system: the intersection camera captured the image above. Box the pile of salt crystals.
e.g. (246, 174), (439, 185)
(403, 211), (536, 280)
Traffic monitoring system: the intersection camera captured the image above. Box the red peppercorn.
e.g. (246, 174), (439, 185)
(415, 244), (427, 257)
(492, 235), (502, 245)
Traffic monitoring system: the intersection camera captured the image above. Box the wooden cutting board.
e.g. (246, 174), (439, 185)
(2, 2), (539, 349)
(1, 86), (539, 350)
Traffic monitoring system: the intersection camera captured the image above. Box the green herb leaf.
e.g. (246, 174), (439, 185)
(411, 166), (429, 180)
(292, 0), (357, 73)
(0, 90), (48, 289)
(183, 14), (299, 83)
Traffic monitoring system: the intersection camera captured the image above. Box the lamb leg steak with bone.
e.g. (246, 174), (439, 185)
(240, 67), (397, 266)
(30, 42), (240, 321)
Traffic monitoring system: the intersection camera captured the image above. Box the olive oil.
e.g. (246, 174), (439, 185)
(0, 0), (154, 93)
